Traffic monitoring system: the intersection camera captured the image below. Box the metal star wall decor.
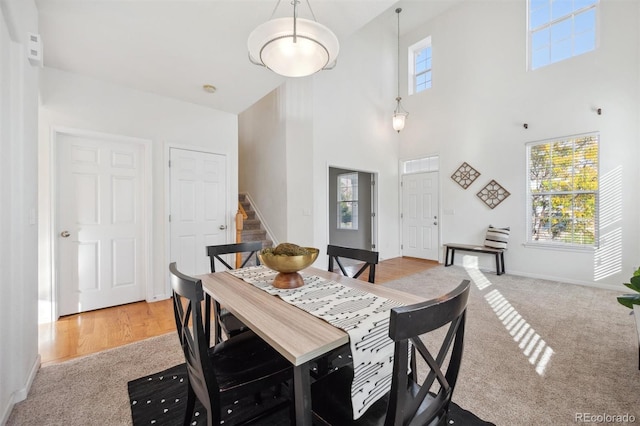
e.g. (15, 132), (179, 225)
(477, 180), (510, 209)
(451, 162), (481, 189)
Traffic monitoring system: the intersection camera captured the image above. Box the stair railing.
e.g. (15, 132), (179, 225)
(235, 202), (248, 268)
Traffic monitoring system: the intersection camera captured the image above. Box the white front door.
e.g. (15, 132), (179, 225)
(401, 172), (439, 260)
(169, 148), (227, 276)
(57, 133), (148, 316)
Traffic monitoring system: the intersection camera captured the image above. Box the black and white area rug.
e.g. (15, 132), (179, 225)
(128, 363), (495, 425)
(128, 363), (290, 425)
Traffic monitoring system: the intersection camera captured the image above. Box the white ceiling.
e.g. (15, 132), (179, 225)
(35, 0), (460, 114)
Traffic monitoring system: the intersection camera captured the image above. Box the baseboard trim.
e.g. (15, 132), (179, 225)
(147, 293), (171, 303)
(508, 269), (622, 292)
(1, 354), (41, 424)
(14, 354), (41, 402)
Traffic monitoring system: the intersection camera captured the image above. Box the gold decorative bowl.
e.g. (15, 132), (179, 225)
(258, 247), (319, 289)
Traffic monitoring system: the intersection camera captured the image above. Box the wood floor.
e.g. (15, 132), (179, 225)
(38, 257), (437, 367)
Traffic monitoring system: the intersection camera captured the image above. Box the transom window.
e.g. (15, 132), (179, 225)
(402, 155), (439, 174)
(528, 0), (598, 70)
(408, 37), (432, 95)
(526, 133), (599, 248)
(338, 173), (358, 230)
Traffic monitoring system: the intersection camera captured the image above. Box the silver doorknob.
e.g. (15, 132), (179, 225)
(60, 231), (70, 238)
(219, 225), (227, 230)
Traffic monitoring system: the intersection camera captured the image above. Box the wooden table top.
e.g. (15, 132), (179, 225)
(197, 266), (426, 366)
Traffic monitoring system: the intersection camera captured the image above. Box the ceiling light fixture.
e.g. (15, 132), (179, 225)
(392, 8), (408, 133)
(248, 0), (340, 78)
(202, 84), (217, 93)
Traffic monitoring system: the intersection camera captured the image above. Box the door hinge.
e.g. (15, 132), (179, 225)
(169, 214), (172, 222)
(371, 243), (376, 249)
(168, 160), (171, 168)
(371, 212), (376, 217)
(401, 244), (403, 250)
(400, 213), (403, 219)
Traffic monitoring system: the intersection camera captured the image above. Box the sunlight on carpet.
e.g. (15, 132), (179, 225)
(463, 258), (554, 376)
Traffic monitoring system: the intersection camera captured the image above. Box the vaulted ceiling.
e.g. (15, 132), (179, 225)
(35, 1), (460, 114)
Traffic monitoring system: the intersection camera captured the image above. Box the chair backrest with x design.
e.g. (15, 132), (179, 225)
(205, 242), (263, 344)
(385, 279), (471, 426)
(169, 262), (220, 421)
(327, 244), (379, 283)
(206, 241), (263, 272)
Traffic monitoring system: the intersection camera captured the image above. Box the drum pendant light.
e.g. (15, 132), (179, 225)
(248, 0), (340, 78)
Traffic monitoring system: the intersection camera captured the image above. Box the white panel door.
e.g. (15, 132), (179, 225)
(170, 148), (227, 276)
(57, 134), (147, 316)
(401, 172), (439, 260)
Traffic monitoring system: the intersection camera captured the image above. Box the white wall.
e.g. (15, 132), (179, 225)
(239, 7), (401, 263)
(397, 0), (640, 288)
(0, 0), (39, 422)
(284, 78), (315, 247)
(38, 68), (239, 307)
(312, 10), (401, 262)
(240, 0), (639, 288)
(238, 86), (288, 242)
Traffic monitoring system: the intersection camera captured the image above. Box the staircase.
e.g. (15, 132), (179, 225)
(238, 193), (273, 250)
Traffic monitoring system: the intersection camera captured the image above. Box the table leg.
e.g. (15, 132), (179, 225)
(294, 363), (312, 425)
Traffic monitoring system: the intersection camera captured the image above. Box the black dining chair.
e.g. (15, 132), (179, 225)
(206, 241), (263, 344)
(311, 279), (471, 426)
(327, 244), (379, 283)
(169, 262), (292, 426)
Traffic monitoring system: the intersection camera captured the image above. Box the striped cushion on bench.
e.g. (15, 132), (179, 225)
(484, 225), (510, 249)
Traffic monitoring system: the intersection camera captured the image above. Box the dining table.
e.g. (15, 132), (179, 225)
(196, 266), (426, 426)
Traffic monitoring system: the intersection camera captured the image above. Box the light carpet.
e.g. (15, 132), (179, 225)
(7, 265), (640, 425)
(383, 265), (640, 425)
(6, 332), (183, 426)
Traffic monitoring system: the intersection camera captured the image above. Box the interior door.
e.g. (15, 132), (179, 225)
(56, 133), (148, 316)
(328, 167), (375, 250)
(170, 148), (227, 276)
(401, 171), (439, 260)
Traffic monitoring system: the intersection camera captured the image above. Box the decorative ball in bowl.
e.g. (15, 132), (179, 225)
(258, 243), (319, 289)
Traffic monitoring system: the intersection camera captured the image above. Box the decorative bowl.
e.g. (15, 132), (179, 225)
(258, 247), (319, 288)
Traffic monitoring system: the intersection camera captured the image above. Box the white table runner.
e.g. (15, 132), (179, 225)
(228, 266), (403, 420)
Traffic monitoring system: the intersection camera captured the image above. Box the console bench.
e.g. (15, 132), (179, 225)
(444, 243), (505, 275)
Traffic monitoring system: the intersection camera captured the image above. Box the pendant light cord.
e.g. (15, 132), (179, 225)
(269, 0), (318, 22)
(269, 0), (282, 19)
(396, 8), (402, 100)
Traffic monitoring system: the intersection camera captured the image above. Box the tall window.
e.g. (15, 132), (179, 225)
(528, 0), (598, 70)
(527, 133), (599, 247)
(338, 173), (358, 230)
(408, 37), (432, 95)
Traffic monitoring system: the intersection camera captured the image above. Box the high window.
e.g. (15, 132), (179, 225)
(528, 0), (598, 70)
(408, 37), (432, 95)
(338, 173), (358, 230)
(526, 133), (599, 248)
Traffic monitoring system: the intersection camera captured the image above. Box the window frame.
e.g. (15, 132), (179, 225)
(337, 172), (359, 230)
(408, 36), (432, 96)
(401, 155), (439, 174)
(525, 132), (599, 250)
(527, 0), (599, 70)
